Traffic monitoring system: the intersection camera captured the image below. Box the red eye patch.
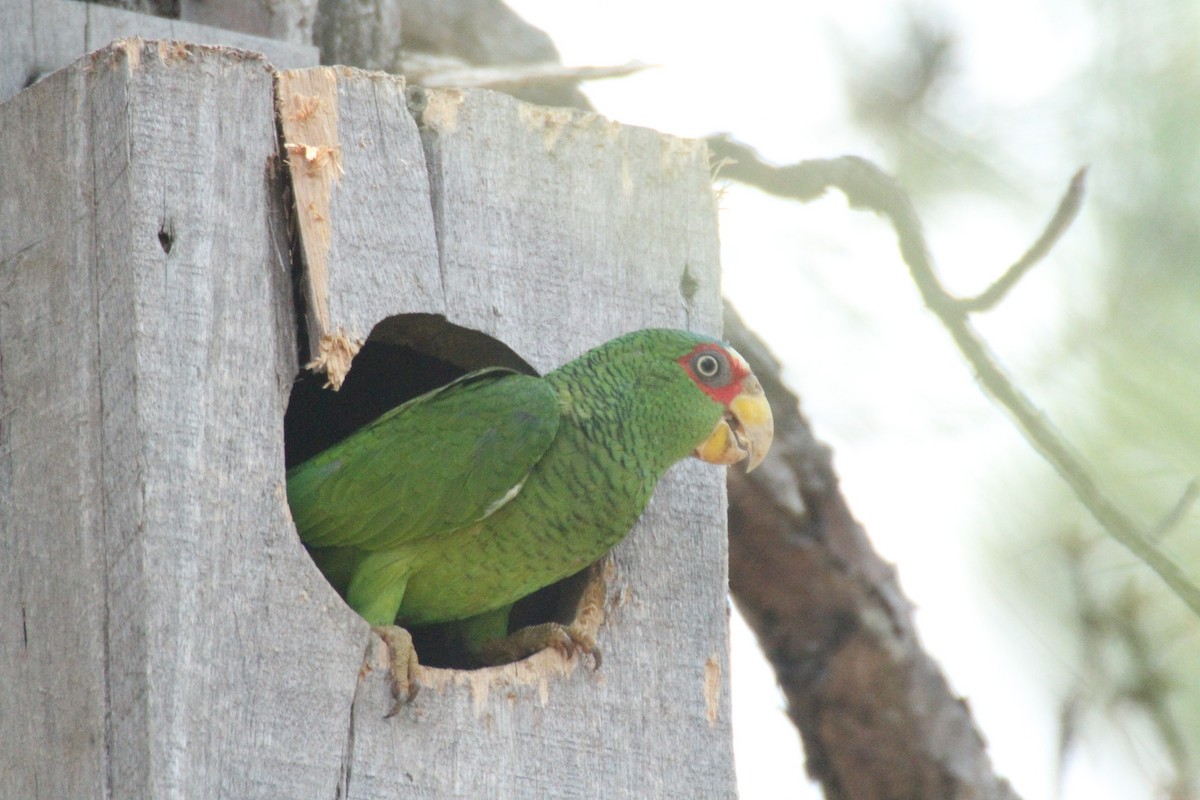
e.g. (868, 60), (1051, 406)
(677, 343), (749, 406)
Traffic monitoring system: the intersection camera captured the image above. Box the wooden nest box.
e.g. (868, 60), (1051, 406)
(1, 38), (734, 798)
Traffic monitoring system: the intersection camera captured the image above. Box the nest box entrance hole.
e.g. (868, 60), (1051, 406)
(283, 313), (599, 670)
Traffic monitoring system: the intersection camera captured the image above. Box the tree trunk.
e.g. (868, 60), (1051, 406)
(724, 306), (1019, 800)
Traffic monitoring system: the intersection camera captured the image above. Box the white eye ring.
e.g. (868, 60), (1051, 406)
(695, 353), (722, 378)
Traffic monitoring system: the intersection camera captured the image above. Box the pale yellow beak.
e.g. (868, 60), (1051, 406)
(693, 375), (774, 472)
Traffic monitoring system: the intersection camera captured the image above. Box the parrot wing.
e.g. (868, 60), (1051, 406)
(287, 367), (560, 552)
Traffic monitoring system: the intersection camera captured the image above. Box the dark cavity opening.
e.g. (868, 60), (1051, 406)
(284, 313), (593, 669)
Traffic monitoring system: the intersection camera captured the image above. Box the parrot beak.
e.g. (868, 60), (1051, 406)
(694, 375), (774, 472)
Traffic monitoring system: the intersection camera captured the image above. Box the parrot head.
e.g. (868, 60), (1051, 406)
(675, 340), (773, 472)
(551, 328), (774, 474)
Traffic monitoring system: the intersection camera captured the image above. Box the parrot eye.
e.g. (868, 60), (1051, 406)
(691, 350), (729, 384)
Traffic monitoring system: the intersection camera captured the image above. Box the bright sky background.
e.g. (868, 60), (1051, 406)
(504, 2), (1144, 798)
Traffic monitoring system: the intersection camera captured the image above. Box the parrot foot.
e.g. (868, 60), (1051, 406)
(371, 625), (420, 717)
(474, 622), (601, 669)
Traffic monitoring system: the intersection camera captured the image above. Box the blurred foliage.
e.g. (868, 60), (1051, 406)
(835, 0), (1200, 796)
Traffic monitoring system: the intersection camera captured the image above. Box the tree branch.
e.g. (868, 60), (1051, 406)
(959, 167), (1088, 312)
(400, 54), (651, 92)
(709, 135), (1200, 620)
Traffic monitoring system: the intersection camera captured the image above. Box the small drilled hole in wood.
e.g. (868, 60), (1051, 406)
(679, 264), (699, 303)
(157, 220), (174, 254)
(284, 313), (605, 671)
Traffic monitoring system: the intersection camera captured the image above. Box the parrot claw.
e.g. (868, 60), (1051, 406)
(473, 621), (601, 669)
(547, 623), (601, 670)
(371, 625), (420, 717)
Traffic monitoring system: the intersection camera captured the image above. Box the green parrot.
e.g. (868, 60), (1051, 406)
(286, 328), (773, 713)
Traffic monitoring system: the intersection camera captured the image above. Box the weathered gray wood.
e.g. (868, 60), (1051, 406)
(281, 75), (733, 797)
(180, 0), (318, 45)
(0, 0), (319, 103)
(416, 87), (724, 369)
(313, 0), (405, 73)
(1, 41), (361, 798)
(86, 0), (177, 14)
(3, 46), (734, 798)
(0, 58), (109, 800)
(277, 66), (442, 387)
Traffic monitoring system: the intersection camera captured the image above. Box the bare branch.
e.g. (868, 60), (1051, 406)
(1152, 479), (1200, 540)
(959, 167), (1089, 312)
(402, 54), (653, 92)
(708, 135), (1200, 620)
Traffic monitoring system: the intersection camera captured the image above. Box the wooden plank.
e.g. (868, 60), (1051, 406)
(312, 0), (404, 74)
(1, 0), (319, 104)
(1, 41), (361, 798)
(0, 58), (109, 800)
(0, 0), (35, 100)
(276, 66), (442, 388)
(302, 85), (735, 798)
(179, 0), (318, 45)
(416, 87), (725, 369)
(86, 41), (363, 799)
